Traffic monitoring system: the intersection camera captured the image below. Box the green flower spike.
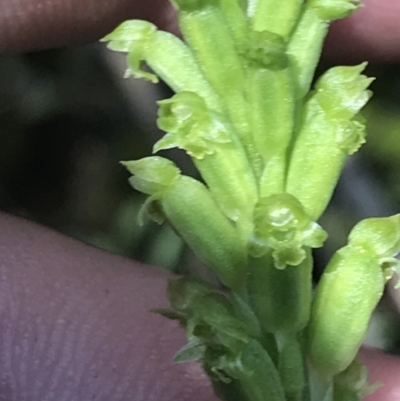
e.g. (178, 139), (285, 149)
(286, 64), (373, 220)
(249, 193), (327, 269)
(307, 215), (400, 378)
(155, 91), (258, 237)
(101, 20), (221, 111)
(123, 156), (247, 290)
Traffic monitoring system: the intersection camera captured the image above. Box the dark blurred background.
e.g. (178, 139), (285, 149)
(0, 43), (399, 351)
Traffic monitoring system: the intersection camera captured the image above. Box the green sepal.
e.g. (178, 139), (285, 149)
(249, 193), (327, 269)
(122, 157), (180, 196)
(102, 20), (221, 110)
(102, 20), (158, 82)
(309, 0), (362, 21)
(348, 214), (400, 258)
(238, 339), (286, 401)
(306, 246), (386, 377)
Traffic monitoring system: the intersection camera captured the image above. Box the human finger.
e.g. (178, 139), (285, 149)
(0, 0), (175, 53)
(0, 212), (217, 401)
(325, 0), (400, 62)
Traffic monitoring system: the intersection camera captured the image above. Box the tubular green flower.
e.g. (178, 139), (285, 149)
(171, 0), (261, 174)
(123, 156), (247, 290)
(306, 246), (386, 378)
(249, 193), (327, 269)
(101, 20), (221, 111)
(286, 64), (372, 220)
(307, 215), (400, 377)
(154, 91), (258, 237)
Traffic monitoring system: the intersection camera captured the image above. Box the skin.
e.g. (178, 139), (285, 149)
(0, 0), (399, 400)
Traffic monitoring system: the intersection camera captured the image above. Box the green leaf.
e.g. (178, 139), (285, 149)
(238, 339), (286, 401)
(173, 337), (206, 363)
(167, 277), (213, 313)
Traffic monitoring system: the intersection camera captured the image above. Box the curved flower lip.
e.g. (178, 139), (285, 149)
(155, 91), (232, 159)
(249, 194), (327, 269)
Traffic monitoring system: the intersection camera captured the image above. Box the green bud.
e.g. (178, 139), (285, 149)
(155, 92), (258, 236)
(249, 194), (327, 269)
(102, 20), (221, 111)
(306, 245), (386, 377)
(124, 156), (247, 290)
(309, 0), (362, 21)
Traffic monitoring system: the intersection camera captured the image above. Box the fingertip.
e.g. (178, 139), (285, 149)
(324, 0), (400, 63)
